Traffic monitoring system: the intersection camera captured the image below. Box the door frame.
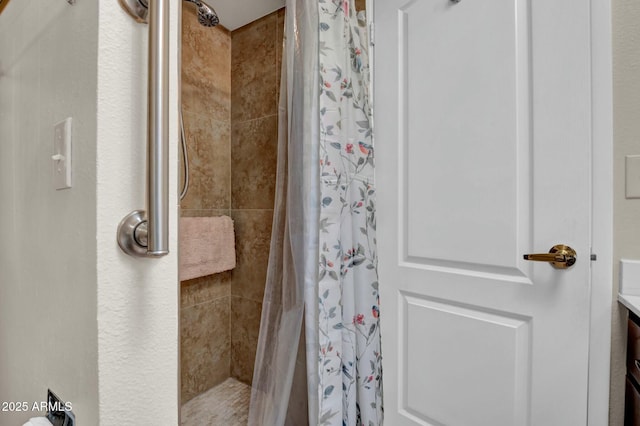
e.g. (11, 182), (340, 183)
(587, 0), (613, 424)
(369, 0), (614, 423)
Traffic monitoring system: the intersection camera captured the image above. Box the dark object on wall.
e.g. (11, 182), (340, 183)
(46, 389), (76, 426)
(625, 311), (640, 425)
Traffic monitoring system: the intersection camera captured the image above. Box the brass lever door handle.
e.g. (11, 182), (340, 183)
(523, 244), (577, 269)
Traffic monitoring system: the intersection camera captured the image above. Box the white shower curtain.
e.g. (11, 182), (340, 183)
(248, 1), (382, 425)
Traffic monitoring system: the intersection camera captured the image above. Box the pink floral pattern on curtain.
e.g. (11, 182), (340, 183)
(317, 1), (383, 425)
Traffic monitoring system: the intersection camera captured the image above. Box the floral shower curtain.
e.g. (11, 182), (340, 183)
(316, 0), (382, 424)
(249, 0), (382, 425)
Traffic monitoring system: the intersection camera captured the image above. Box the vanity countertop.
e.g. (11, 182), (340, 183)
(619, 293), (640, 318)
(618, 259), (640, 317)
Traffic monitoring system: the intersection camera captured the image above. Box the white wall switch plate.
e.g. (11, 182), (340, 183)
(53, 118), (72, 190)
(626, 155), (640, 198)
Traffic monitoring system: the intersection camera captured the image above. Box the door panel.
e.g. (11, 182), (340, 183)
(402, 0), (531, 273)
(375, 0), (592, 424)
(401, 294), (531, 425)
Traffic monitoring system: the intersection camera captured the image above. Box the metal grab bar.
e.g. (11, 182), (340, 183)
(117, 0), (170, 258)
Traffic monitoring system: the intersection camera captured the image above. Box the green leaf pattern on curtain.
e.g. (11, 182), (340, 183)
(317, 1), (383, 425)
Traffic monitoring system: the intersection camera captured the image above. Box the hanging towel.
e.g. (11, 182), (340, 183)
(179, 216), (236, 281)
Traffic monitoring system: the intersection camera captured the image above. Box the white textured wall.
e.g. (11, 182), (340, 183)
(95, 1), (180, 424)
(611, 1), (640, 424)
(0, 0), (99, 424)
(0, 0), (180, 424)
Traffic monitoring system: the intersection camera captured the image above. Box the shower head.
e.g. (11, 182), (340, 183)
(120, 0), (219, 27)
(185, 0), (220, 27)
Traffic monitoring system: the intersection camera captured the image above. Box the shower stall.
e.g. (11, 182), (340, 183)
(178, 3), (284, 424)
(115, 0), (372, 423)
(177, 0), (372, 423)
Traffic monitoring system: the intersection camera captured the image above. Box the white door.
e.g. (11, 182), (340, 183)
(375, 0), (594, 425)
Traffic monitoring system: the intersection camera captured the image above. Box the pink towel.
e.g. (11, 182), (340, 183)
(179, 216), (236, 281)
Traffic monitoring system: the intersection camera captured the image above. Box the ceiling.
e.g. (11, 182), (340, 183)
(212, 0), (285, 31)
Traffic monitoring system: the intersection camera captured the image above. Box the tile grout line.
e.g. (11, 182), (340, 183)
(229, 26), (235, 381)
(230, 114), (279, 128)
(230, 294), (265, 305)
(182, 293), (231, 310)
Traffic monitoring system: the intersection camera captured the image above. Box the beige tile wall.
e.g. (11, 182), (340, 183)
(180, 5), (284, 403)
(180, 4), (232, 404)
(181, 6), (231, 214)
(181, 274), (232, 402)
(230, 9), (283, 385)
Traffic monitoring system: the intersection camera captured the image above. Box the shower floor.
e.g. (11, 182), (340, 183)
(181, 378), (251, 426)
